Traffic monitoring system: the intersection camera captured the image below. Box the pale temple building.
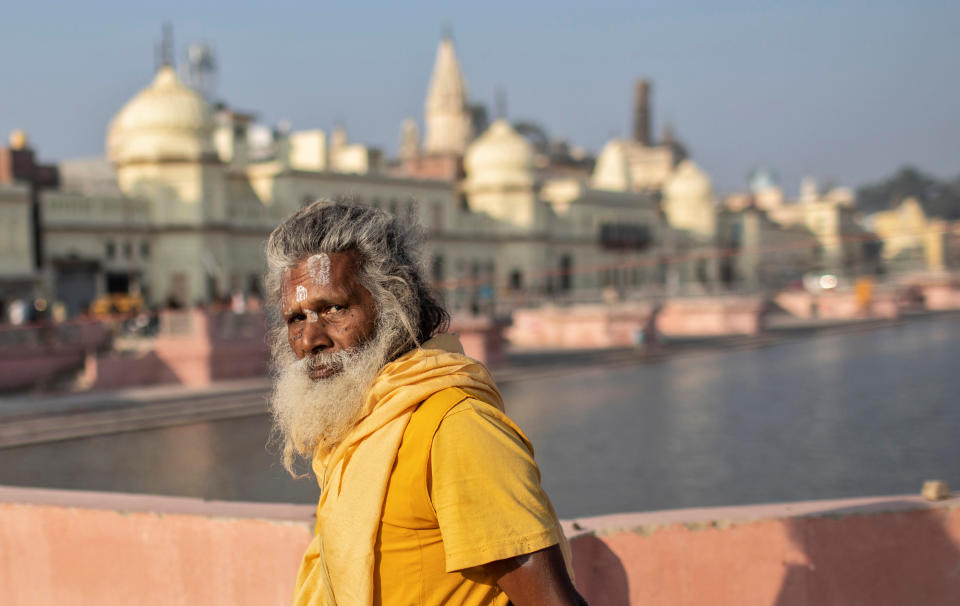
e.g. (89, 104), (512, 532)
(0, 33), (870, 322)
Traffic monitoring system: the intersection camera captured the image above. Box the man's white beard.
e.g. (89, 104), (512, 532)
(270, 320), (400, 475)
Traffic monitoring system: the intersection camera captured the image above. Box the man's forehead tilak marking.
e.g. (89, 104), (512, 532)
(307, 253), (331, 286)
(285, 257), (335, 323)
(295, 285), (308, 303)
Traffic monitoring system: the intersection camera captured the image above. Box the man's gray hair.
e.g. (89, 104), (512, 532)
(264, 200), (449, 362)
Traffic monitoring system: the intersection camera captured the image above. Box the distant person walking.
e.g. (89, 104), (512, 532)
(637, 303), (662, 353)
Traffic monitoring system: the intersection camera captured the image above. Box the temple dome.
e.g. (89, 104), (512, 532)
(464, 120), (534, 187)
(664, 159), (713, 201)
(663, 159), (717, 238)
(106, 66), (215, 165)
(748, 167), (779, 193)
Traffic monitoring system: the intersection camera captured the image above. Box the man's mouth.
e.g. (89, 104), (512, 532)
(309, 362), (340, 380)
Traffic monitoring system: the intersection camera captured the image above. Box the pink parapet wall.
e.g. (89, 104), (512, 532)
(2, 486), (959, 606)
(567, 495), (960, 606)
(507, 298), (766, 349)
(775, 290), (901, 320)
(448, 314), (508, 367)
(81, 310), (504, 391)
(0, 320), (110, 391)
(655, 297), (766, 336)
(508, 303), (657, 349)
(923, 283), (960, 310)
(0, 487), (315, 606)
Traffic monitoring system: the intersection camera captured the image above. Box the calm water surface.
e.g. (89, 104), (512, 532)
(2, 315), (959, 518)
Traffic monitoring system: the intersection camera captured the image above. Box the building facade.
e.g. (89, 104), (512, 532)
(0, 34), (868, 323)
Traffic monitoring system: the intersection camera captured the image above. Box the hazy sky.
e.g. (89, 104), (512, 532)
(2, 1), (957, 194)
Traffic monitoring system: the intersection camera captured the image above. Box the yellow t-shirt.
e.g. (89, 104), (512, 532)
(372, 395), (566, 606)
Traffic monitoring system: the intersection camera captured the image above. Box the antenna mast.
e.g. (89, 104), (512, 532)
(155, 22), (175, 69)
(186, 42), (218, 100)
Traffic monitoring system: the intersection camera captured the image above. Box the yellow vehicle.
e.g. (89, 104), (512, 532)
(90, 293), (144, 316)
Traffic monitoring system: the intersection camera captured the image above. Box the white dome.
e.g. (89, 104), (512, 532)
(106, 66), (215, 165)
(464, 120), (534, 186)
(664, 159), (712, 201)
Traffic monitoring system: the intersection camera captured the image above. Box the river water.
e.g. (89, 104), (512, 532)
(2, 315), (959, 518)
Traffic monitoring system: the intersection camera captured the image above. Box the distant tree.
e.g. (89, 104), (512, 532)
(856, 166), (960, 219)
(513, 121), (550, 154)
(469, 103), (490, 136)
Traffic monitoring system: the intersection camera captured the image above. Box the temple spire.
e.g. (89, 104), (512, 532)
(423, 33), (473, 154)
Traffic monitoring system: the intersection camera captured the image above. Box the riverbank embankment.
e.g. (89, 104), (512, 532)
(1, 310), (957, 449)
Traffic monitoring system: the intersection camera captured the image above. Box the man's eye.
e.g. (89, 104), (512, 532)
(287, 313), (305, 324)
(327, 305), (345, 313)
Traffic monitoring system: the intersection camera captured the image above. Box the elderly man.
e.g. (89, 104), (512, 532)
(266, 201), (585, 606)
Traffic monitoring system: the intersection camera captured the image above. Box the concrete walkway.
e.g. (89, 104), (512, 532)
(0, 378), (271, 448)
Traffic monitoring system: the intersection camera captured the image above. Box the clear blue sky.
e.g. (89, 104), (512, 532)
(2, 0), (957, 194)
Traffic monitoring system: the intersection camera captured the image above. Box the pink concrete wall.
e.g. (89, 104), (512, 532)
(449, 314), (507, 367)
(81, 310), (271, 390)
(0, 321), (111, 391)
(923, 284), (960, 310)
(775, 291), (901, 320)
(815, 292), (865, 319)
(84, 311), (507, 389)
(508, 298), (767, 348)
(871, 292), (901, 318)
(154, 310), (269, 386)
(655, 297), (765, 337)
(4, 486), (957, 605)
(0, 487), (313, 606)
(508, 303), (655, 349)
(775, 291), (814, 318)
(567, 495), (960, 606)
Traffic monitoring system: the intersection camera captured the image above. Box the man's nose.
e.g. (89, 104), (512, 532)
(300, 317), (333, 355)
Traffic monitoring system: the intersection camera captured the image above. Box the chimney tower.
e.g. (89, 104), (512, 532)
(633, 79), (651, 146)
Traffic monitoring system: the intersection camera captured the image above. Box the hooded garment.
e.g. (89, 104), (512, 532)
(292, 335), (513, 605)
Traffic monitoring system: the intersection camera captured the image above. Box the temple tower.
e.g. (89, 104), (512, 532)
(423, 34), (473, 155)
(633, 79), (651, 146)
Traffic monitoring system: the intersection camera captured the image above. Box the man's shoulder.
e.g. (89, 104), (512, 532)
(442, 396), (497, 420)
(432, 393), (532, 454)
(440, 394), (511, 431)
(415, 386), (506, 426)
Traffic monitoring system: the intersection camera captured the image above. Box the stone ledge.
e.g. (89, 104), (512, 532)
(562, 492), (960, 538)
(0, 484), (314, 523)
